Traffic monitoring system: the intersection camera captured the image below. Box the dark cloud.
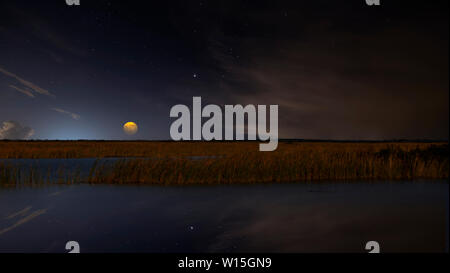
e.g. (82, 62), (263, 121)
(0, 120), (34, 139)
(203, 14), (449, 140)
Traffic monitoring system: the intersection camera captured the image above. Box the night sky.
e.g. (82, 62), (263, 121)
(0, 0), (448, 140)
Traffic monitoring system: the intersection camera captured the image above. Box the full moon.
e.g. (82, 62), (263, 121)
(123, 121), (138, 135)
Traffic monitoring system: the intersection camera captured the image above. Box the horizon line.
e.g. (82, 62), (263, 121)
(0, 139), (448, 143)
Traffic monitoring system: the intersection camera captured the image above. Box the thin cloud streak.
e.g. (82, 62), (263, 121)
(0, 66), (54, 97)
(52, 108), (81, 120)
(9, 85), (35, 98)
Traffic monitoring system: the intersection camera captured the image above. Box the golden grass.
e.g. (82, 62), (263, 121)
(0, 141), (256, 158)
(0, 141), (448, 186)
(0, 140), (446, 158)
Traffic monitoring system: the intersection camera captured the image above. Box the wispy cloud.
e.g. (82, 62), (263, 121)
(52, 108), (80, 120)
(9, 85), (35, 98)
(0, 120), (34, 140)
(0, 66), (54, 97)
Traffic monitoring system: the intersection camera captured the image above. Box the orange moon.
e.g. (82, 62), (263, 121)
(123, 121), (138, 135)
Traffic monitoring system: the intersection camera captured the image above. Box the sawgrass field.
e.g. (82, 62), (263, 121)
(0, 141), (448, 186)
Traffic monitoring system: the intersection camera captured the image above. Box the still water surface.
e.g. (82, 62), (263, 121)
(0, 181), (448, 253)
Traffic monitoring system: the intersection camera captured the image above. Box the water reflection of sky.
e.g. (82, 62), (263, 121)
(0, 158), (221, 183)
(0, 181), (448, 253)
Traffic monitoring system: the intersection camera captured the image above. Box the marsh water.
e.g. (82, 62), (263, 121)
(0, 179), (448, 253)
(0, 158), (218, 184)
